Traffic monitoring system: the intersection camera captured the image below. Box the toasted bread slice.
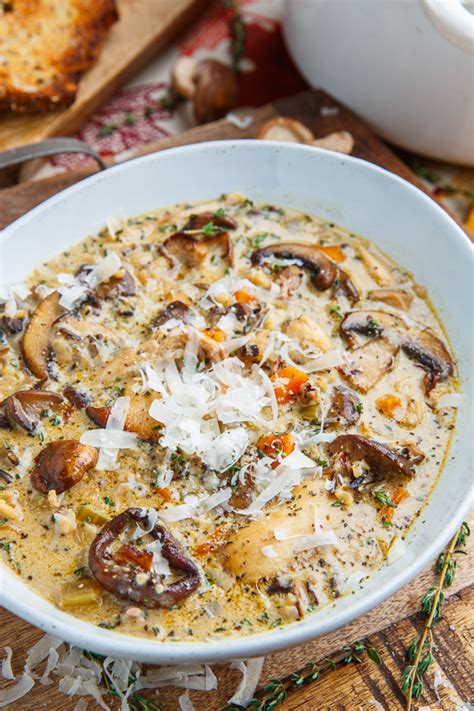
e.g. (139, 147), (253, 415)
(0, 0), (118, 113)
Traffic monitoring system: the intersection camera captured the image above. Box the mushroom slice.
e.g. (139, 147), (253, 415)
(368, 289), (414, 311)
(21, 291), (64, 379)
(327, 434), (415, 479)
(183, 211), (238, 233)
(1, 317), (25, 335)
(327, 385), (362, 426)
(31, 440), (98, 494)
(95, 270), (135, 300)
(87, 394), (161, 442)
(2, 389), (63, 434)
(257, 117), (314, 143)
(162, 233), (209, 267)
(275, 265), (304, 298)
(63, 386), (92, 409)
(308, 130), (354, 154)
(402, 328), (454, 392)
(75, 265), (135, 300)
(192, 59), (238, 124)
(252, 242), (358, 301)
(181, 211), (236, 264)
(339, 309), (406, 348)
(340, 310), (453, 392)
(171, 55), (198, 98)
(339, 337), (398, 393)
(152, 300), (189, 329)
(89, 507), (200, 608)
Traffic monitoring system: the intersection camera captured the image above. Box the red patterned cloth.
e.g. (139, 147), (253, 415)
(48, 0), (306, 173)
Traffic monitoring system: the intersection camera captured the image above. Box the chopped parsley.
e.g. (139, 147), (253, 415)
(201, 222), (224, 237)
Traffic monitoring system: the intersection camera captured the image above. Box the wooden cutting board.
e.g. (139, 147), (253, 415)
(0, 0), (207, 152)
(0, 89), (472, 710)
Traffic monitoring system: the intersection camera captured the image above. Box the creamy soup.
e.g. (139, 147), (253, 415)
(0, 194), (458, 641)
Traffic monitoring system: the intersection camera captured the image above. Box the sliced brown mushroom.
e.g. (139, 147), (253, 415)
(252, 242), (359, 302)
(339, 309), (405, 348)
(1, 317), (25, 335)
(339, 309), (453, 392)
(2, 389), (63, 434)
(95, 270), (136, 300)
(63, 386), (92, 409)
(31, 440), (98, 494)
(308, 130), (354, 154)
(192, 59), (238, 125)
(368, 289), (414, 311)
(163, 211), (236, 267)
(89, 508), (200, 608)
(76, 265), (135, 300)
(21, 291), (64, 379)
(274, 265), (304, 298)
(339, 337), (398, 393)
(87, 394), (161, 443)
(183, 212), (238, 233)
(171, 55), (198, 98)
(257, 117), (314, 143)
(327, 434), (415, 479)
(182, 212), (236, 256)
(403, 328), (454, 391)
(327, 385), (362, 426)
(152, 300), (190, 329)
(162, 233), (208, 267)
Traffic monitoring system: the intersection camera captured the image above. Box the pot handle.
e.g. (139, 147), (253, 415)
(422, 0), (474, 53)
(0, 138), (107, 172)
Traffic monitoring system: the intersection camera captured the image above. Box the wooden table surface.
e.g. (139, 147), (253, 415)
(0, 90), (472, 710)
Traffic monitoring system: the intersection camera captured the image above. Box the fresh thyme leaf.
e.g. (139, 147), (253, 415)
(402, 520), (470, 710)
(367, 646), (382, 664)
(372, 487), (395, 507)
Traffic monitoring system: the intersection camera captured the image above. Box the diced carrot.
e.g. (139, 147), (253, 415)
(258, 433), (295, 468)
(382, 486), (409, 521)
(271, 366), (308, 404)
(193, 526), (228, 556)
(204, 327), (226, 342)
(157, 487), (174, 502)
(234, 289), (258, 305)
(376, 394), (402, 418)
(316, 245), (346, 263)
(113, 544), (153, 571)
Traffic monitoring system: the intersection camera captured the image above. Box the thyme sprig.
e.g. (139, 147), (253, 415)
(223, 0), (247, 72)
(225, 642), (381, 711)
(402, 521), (470, 710)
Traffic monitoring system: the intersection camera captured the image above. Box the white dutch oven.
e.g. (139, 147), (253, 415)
(0, 141), (472, 662)
(283, 0), (474, 165)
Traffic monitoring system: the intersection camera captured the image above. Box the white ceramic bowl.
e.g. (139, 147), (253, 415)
(283, 0), (474, 165)
(0, 141), (472, 663)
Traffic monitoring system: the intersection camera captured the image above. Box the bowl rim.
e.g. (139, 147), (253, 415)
(0, 139), (472, 664)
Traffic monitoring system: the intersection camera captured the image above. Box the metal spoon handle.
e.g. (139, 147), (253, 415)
(0, 138), (107, 171)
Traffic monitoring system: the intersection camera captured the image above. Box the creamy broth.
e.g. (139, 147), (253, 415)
(0, 194), (458, 641)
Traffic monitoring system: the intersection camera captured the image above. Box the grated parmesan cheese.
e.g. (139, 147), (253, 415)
(228, 657), (265, 707)
(80, 396), (137, 470)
